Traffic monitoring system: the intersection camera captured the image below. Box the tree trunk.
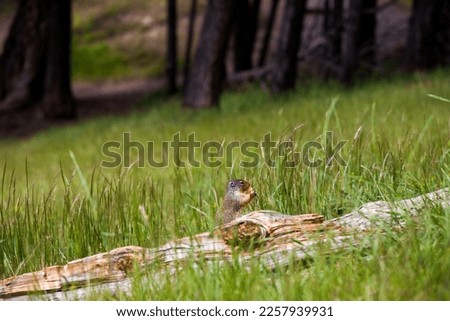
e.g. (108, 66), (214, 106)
(358, 0), (376, 67)
(322, 0), (343, 79)
(1, 188), (448, 300)
(0, 0), (75, 119)
(339, 0), (376, 84)
(331, 0), (343, 61)
(269, 0), (306, 93)
(404, 0), (450, 70)
(166, 0), (178, 94)
(183, 0), (197, 92)
(233, 0), (261, 72)
(183, 0), (235, 109)
(0, 0), (49, 113)
(340, 0), (361, 85)
(42, 0), (75, 118)
(257, 0), (279, 68)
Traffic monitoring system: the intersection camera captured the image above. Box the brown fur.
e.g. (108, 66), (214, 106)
(216, 179), (257, 224)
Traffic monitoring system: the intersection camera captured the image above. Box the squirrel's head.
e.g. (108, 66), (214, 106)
(226, 179), (257, 207)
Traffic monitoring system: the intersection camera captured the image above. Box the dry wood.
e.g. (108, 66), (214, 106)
(1, 188), (448, 300)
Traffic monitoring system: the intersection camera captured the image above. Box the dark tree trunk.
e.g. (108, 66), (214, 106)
(322, 0), (343, 78)
(166, 0), (178, 94)
(331, 0), (343, 60)
(358, 0), (376, 67)
(183, 0), (235, 109)
(233, 0), (261, 72)
(340, 0), (362, 84)
(257, 0), (279, 67)
(183, 0), (197, 92)
(0, 0), (75, 119)
(404, 0), (450, 70)
(269, 0), (306, 93)
(339, 0), (376, 85)
(0, 0), (48, 113)
(42, 0), (75, 118)
(340, 0), (361, 85)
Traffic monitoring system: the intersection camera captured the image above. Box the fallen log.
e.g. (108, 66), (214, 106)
(1, 188), (449, 300)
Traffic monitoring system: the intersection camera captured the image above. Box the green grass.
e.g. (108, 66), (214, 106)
(0, 70), (449, 299)
(71, 30), (166, 81)
(71, 0), (166, 80)
(70, 0), (201, 80)
(72, 41), (134, 80)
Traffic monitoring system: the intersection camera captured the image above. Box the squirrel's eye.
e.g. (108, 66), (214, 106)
(239, 180), (244, 186)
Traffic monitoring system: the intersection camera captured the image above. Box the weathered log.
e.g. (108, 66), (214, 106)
(1, 188), (448, 300)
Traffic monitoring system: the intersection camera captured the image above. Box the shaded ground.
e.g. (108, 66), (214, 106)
(73, 77), (166, 117)
(0, 78), (166, 139)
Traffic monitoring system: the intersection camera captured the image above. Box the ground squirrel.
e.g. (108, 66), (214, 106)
(216, 179), (257, 225)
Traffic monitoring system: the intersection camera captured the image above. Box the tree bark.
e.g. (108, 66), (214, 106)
(358, 0), (376, 67)
(0, 0), (75, 119)
(233, 0), (261, 72)
(183, 0), (197, 92)
(404, 0), (450, 70)
(0, 0), (49, 113)
(322, 0), (343, 78)
(339, 0), (376, 84)
(257, 0), (279, 68)
(166, 0), (178, 94)
(332, 0), (343, 61)
(1, 188), (448, 300)
(42, 0), (75, 118)
(183, 0), (235, 109)
(339, 0), (361, 84)
(269, 0), (307, 93)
